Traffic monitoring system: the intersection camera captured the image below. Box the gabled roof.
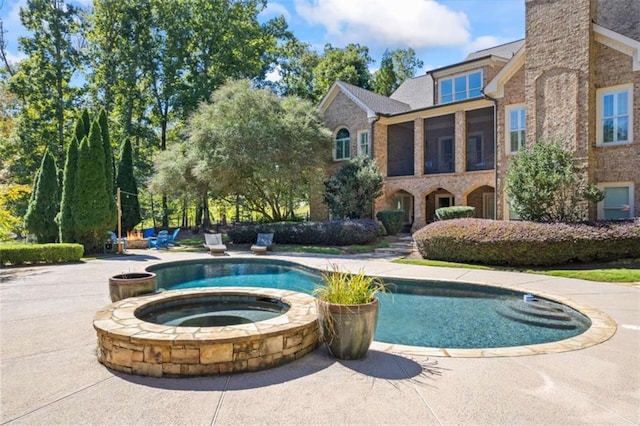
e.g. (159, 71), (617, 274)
(593, 23), (640, 71)
(484, 44), (525, 98)
(390, 74), (434, 109)
(465, 39), (524, 61)
(318, 80), (411, 118)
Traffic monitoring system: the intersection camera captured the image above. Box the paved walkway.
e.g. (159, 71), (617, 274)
(1, 250), (639, 425)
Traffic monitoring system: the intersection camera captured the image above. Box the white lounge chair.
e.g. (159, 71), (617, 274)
(203, 233), (227, 255)
(251, 233), (274, 255)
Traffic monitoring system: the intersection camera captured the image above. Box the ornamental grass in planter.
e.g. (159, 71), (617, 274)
(313, 266), (386, 360)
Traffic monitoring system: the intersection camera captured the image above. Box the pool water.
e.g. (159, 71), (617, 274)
(149, 260), (591, 349)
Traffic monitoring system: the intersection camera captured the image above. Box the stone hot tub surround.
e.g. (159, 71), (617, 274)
(94, 287), (319, 377)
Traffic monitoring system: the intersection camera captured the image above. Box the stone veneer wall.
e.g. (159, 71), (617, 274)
(592, 42), (640, 217)
(94, 288), (320, 377)
(311, 91), (371, 221)
(496, 66), (526, 219)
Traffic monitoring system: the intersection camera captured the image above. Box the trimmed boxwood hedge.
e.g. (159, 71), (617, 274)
(227, 219), (380, 246)
(0, 243), (84, 266)
(435, 206), (475, 220)
(413, 218), (640, 266)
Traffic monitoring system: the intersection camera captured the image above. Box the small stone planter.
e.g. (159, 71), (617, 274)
(108, 272), (157, 302)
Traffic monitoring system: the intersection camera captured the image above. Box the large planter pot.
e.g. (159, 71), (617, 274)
(108, 272), (157, 302)
(317, 298), (379, 360)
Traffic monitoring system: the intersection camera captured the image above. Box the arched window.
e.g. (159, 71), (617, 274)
(335, 128), (350, 160)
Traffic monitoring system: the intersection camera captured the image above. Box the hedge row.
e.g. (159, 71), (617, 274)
(0, 243), (84, 266)
(227, 219), (381, 246)
(413, 218), (640, 266)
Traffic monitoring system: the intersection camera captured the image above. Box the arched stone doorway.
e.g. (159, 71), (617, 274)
(424, 188), (455, 222)
(466, 185), (495, 219)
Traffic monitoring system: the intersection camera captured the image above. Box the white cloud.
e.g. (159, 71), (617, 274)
(294, 0), (470, 49)
(463, 35), (512, 55)
(4, 50), (26, 64)
(260, 2), (292, 22)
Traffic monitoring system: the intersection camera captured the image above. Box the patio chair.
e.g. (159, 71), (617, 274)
(148, 230), (170, 249)
(105, 231), (126, 253)
(203, 233), (227, 255)
(167, 228), (181, 246)
(251, 233), (274, 255)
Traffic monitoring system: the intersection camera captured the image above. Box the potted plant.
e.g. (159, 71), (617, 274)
(313, 266), (386, 360)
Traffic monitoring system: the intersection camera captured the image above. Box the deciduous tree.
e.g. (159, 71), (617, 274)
(505, 140), (604, 222)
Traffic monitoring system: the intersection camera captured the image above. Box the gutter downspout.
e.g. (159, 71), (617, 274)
(369, 114), (380, 219)
(482, 90), (498, 220)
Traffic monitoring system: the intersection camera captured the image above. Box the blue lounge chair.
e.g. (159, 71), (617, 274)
(148, 230), (169, 249)
(251, 233), (274, 255)
(166, 228), (181, 246)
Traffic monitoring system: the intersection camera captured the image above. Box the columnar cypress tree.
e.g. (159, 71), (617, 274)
(72, 120), (115, 253)
(116, 138), (142, 233)
(81, 109), (91, 138)
(57, 136), (79, 242)
(98, 109), (117, 229)
(75, 109), (89, 143)
(24, 150), (60, 242)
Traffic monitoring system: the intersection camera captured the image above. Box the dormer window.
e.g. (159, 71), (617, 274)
(440, 70), (483, 104)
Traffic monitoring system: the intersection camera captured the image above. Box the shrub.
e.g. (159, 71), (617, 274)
(413, 218), (640, 266)
(24, 150), (60, 243)
(227, 219), (380, 246)
(0, 243), (84, 266)
(376, 210), (404, 235)
(435, 206), (475, 220)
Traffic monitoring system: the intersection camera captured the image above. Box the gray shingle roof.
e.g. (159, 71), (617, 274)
(465, 39), (524, 61)
(337, 81), (411, 115)
(390, 74), (434, 109)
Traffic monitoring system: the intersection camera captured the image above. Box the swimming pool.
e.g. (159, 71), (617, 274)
(147, 259), (592, 349)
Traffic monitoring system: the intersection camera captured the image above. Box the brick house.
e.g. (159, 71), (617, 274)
(315, 0), (639, 231)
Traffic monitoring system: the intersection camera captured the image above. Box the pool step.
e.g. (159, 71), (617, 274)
(495, 299), (580, 330)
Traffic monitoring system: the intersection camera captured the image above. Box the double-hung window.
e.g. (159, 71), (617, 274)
(597, 85), (633, 145)
(506, 105), (526, 154)
(357, 130), (369, 156)
(335, 128), (350, 160)
(440, 71), (483, 104)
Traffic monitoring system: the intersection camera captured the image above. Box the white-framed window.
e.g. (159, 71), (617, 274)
(504, 195), (521, 220)
(598, 182), (634, 220)
(438, 136), (454, 172)
(597, 84), (633, 146)
(440, 70), (483, 104)
(357, 130), (369, 157)
(334, 127), (350, 160)
(506, 104), (526, 154)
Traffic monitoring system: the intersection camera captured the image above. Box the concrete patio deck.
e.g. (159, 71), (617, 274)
(1, 250), (639, 425)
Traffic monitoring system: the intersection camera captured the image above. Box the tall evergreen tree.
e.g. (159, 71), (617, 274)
(24, 150), (60, 242)
(98, 109), (117, 230)
(57, 135), (78, 242)
(116, 138), (142, 233)
(72, 120), (115, 253)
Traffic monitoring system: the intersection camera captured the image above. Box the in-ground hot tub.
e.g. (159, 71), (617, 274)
(93, 287), (319, 377)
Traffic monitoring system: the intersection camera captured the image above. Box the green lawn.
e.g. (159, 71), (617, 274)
(394, 258), (640, 283)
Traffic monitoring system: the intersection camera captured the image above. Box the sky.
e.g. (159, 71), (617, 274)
(1, 0), (525, 76)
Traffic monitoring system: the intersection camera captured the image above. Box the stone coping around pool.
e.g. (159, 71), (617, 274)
(141, 257), (617, 358)
(370, 286), (617, 358)
(93, 287), (319, 377)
